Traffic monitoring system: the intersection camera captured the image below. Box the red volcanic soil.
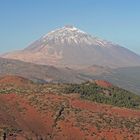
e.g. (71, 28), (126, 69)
(0, 75), (32, 86)
(95, 80), (113, 88)
(0, 94), (53, 139)
(0, 93), (140, 140)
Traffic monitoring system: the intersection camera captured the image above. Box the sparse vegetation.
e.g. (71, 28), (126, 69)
(0, 78), (140, 139)
(64, 82), (140, 109)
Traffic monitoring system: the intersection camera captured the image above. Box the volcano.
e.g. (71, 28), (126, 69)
(2, 25), (140, 68)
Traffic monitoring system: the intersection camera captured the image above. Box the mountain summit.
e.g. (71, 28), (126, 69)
(2, 25), (140, 68)
(26, 25), (114, 50)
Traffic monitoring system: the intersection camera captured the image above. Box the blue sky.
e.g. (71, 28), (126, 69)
(0, 0), (140, 54)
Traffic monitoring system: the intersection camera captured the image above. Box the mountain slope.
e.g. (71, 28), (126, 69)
(1, 57), (140, 94)
(2, 25), (140, 68)
(81, 65), (140, 94)
(0, 81), (140, 139)
(0, 57), (89, 83)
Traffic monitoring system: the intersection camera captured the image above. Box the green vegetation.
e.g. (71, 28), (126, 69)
(64, 82), (140, 109)
(1, 80), (140, 109)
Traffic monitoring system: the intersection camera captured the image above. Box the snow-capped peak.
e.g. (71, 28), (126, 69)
(3, 25), (140, 69)
(43, 25), (87, 38)
(63, 25), (78, 31)
(41, 25), (114, 47)
(62, 25), (86, 34)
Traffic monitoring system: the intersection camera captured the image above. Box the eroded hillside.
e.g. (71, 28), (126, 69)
(0, 76), (140, 140)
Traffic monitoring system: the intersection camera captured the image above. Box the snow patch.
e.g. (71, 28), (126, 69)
(41, 25), (114, 48)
